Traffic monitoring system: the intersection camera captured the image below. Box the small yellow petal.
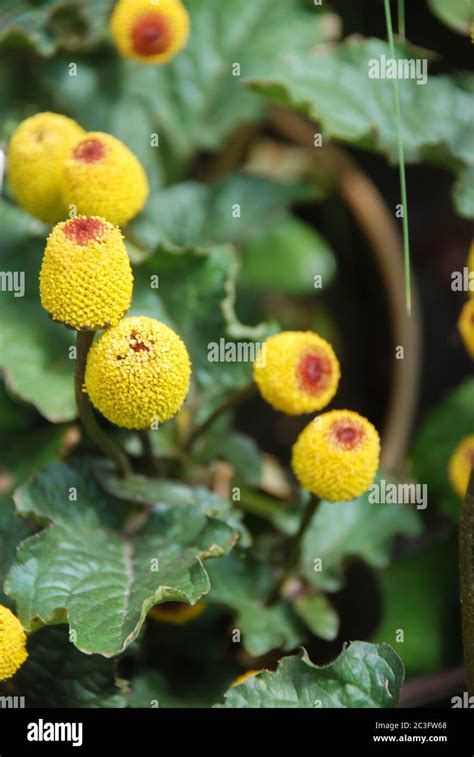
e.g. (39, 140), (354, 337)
(448, 435), (474, 501)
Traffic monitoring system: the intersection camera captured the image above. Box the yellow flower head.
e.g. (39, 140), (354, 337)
(62, 132), (149, 227)
(40, 216), (133, 331)
(292, 409), (380, 502)
(7, 112), (84, 223)
(231, 670), (262, 688)
(458, 299), (474, 359)
(253, 331), (340, 415)
(85, 316), (191, 429)
(110, 0), (190, 64)
(148, 602), (206, 626)
(0, 605), (28, 681)
(448, 435), (474, 500)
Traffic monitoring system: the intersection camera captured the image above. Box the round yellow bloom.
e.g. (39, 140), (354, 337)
(40, 216), (133, 331)
(448, 435), (474, 500)
(253, 331), (340, 415)
(85, 316), (191, 429)
(148, 602), (206, 626)
(458, 300), (474, 359)
(7, 112), (84, 223)
(292, 410), (380, 502)
(0, 605), (28, 681)
(62, 132), (149, 227)
(110, 0), (190, 64)
(231, 670), (262, 688)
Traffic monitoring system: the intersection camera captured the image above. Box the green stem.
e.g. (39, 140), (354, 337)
(139, 429), (161, 476)
(268, 496), (320, 604)
(460, 469), (474, 696)
(184, 383), (256, 451)
(384, 0), (412, 316)
(75, 331), (131, 478)
(397, 0), (406, 40)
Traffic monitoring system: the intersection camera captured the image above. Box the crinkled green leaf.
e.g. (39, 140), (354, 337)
(194, 430), (263, 488)
(372, 535), (460, 678)
(6, 460), (238, 656)
(218, 642), (404, 708)
(427, 0), (472, 35)
(239, 217), (336, 296)
(246, 37), (474, 217)
(301, 477), (423, 592)
(292, 593), (339, 642)
(411, 379), (474, 519)
(1, 627), (128, 708)
(206, 552), (305, 656)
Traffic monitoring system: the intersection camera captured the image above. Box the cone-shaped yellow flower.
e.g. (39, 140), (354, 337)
(253, 331), (340, 415)
(40, 216), (133, 331)
(148, 602), (206, 626)
(85, 316), (191, 429)
(0, 605), (28, 681)
(110, 0), (190, 64)
(458, 300), (474, 359)
(292, 410), (380, 501)
(62, 132), (149, 227)
(7, 112), (84, 223)
(448, 435), (474, 500)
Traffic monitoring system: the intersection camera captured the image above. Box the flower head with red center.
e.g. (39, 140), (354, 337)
(148, 602), (206, 626)
(0, 605), (28, 681)
(62, 131), (149, 227)
(40, 216), (133, 331)
(458, 300), (474, 359)
(448, 435), (474, 500)
(7, 112), (84, 223)
(292, 409), (381, 501)
(110, 0), (190, 64)
(253, 331), (341, 415)
(85, 316), (191, 429)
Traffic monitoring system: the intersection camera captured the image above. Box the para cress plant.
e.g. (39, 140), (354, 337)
(0, 0), (472, 709)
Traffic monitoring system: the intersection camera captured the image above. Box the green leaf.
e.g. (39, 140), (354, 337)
(0, 203), (76, 422)
(129, 174), (310, 255)
(206, 552), (305, 656)
(372, 535), (460, 678)
(300, 477), (423, 592)
(427, 0), (472, 35)
(411, 379), (474, 518)
(123, 0), (338, 159)
(6, 460), (238, 656)
(453, 167), (474, 219)
(218, 642), (404, 708)
(239, 217), (336, 296)
(292, 594), (339, 642)
(246, 38), (473, 188)
(1, 627), (128, 708)
(194, 430), (263, 488)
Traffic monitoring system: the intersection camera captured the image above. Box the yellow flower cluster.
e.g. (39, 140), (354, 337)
(0, 605), (28, 681)
(110, 0), (190, 64)
(85, 316), (191, 429)
(253, 331), (340, 415)
(7, 115), (148, 227)
(254, 331), (380, 501)
(148, 602), (206, 625)
(7, 112), (85, 223)
(40, 217), (133, 331)
(448, 435), (474, 500)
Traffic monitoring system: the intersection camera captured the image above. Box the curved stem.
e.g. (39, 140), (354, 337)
(460, 469), (474, 696)
(138, 429), (161, 476)
(184, 383), (256, 452)
(75, 331), (132, 478)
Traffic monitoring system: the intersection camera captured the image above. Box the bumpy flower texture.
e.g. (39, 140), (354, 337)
(253, 331), (341, 415)
(85, 316), (191, 429)
(0, 605), (28, 681)
(448, 435), (474, 500)
(110, 0), (190, 64)
(458, 300), (474, 359)
(292, 410), (381, 502)
(62, 132), (149, 227)
(40, 216), (133, 331)
(148, 602), (206, 625)
(7, 112), (84, 223)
